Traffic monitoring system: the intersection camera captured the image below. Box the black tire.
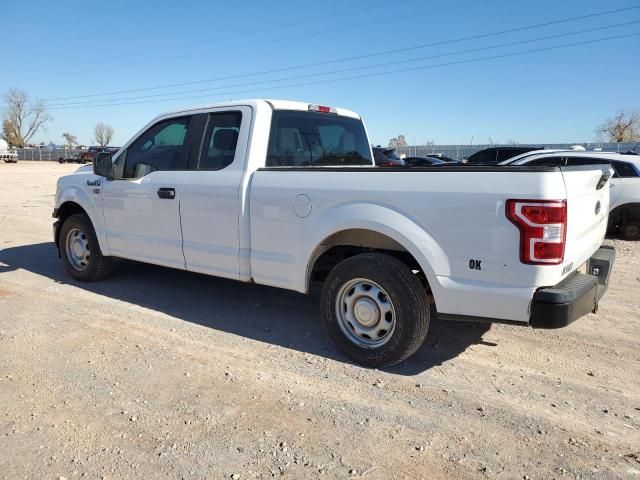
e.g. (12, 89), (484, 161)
(59, 213), (114, 281)
(321, 253), (430, 367)
(620, 221), (640, 241)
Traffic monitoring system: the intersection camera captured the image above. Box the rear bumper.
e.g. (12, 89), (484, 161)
(530, 246), (615, 328)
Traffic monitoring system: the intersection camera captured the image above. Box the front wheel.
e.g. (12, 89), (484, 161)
(59, 213), (114, 281)
(320, 253), (430, 367)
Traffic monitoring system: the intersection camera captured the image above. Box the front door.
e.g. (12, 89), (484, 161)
(101, 115), (197, 269)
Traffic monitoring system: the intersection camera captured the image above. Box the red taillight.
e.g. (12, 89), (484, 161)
(506, 199), (567, 265)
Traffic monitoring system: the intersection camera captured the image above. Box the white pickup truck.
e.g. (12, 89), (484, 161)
(0, 139), (18, 163)
(53, 99), (615, 367)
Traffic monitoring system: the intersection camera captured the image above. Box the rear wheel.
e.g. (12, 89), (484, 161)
(59, 213), (114, 281)
(321, 253), (430, 367)
(621, 221), (640, 241)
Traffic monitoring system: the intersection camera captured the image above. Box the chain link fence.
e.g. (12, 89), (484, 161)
(12, 148), (85, 161)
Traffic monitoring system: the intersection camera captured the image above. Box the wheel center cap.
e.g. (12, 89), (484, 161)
(354, 298), (380, 327)
(73, 241), (85, 257)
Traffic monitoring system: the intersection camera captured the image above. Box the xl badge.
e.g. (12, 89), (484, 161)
(87, 179), (101, 187)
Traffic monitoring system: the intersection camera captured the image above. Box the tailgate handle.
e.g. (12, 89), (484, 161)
(596, 170), (612, 190)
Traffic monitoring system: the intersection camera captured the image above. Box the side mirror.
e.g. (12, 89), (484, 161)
(93, 152), (113, 178)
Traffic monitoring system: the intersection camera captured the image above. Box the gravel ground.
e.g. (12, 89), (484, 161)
(1, 162), (639, 480)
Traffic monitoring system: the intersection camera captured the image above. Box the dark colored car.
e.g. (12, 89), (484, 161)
(422, 153), (458, 162)
(402, 156), (447, 166)
(58, 152), (84, 164)
(463, 146), (544, 165)
(80, 146), (120, 163)
(372, 146), (405, 167)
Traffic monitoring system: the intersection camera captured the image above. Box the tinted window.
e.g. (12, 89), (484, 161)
(565, 157), (610, 167)
(466, 149), (496, 164)
(611, 160), (639, 178)
(383, 148), (401, 161)
(266, 111), (372, 167)
(198, 111), (242, 170)
(124, 116), (191, 178)
(526, 157), (564, 166)
(496, 150), (520, 163)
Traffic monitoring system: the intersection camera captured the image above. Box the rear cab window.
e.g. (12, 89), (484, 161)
(266, 110), (372, 167)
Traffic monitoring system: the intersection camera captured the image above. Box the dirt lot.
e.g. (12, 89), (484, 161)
(1, 161), (639, 480)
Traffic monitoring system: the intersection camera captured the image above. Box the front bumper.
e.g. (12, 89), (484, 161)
(531, 246), (615, 328)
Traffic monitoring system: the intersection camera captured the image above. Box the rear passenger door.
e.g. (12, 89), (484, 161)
(180, 107), (252, 280)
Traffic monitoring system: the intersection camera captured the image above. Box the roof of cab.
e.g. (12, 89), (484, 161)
(159, 99), (361, 120)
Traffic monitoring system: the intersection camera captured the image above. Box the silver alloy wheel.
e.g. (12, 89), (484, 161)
(65, 227), (90, 271)
(335, 278), (396, 348)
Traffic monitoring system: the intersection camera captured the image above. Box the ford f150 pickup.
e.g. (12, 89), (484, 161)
(53, 99), (615, 367)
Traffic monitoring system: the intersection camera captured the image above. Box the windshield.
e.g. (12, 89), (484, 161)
(266, 110), (372, 167)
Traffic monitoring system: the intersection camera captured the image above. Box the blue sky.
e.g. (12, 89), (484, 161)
(2, 0), (639, 146)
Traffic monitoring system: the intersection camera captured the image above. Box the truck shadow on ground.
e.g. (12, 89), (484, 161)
(0, 242), (492, 376)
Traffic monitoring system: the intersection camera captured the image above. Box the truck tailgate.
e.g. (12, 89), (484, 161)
(560, 165), (613, 277)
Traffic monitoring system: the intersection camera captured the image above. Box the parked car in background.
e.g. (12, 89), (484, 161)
(0, 139), (18, 163)
(422, 152), (458, 162)
(58, 152), (84, 164)
(501, 150), (640, 240)
(463, 146), (544, 165)
(402, 156), (446, 166)
(372, 146), (405, 166)
(53, 99), (615, 367)
(80, 146), (120, 163)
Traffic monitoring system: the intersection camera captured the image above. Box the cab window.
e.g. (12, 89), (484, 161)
(123, 116), (192, 178)
(198, 111), (242, 170)
(266, 110), (372, 166)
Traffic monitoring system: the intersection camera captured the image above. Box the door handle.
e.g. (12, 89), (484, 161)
(157, 187), (176, 199)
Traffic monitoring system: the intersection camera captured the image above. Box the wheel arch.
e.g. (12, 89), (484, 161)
(302, 203), (450, 304)
(609, 202), (640, 227)
(54, 201), (88, 248)
(54, 188), (109, 255)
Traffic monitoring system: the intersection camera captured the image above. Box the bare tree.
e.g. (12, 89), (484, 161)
(93, 122), (114, 146)
(2, 119), (21, 147)
(62, 132), (78, 148)
(597, 111), (640, 142)
(388, 134), (407, 149)
(1, 88), (52, 148)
